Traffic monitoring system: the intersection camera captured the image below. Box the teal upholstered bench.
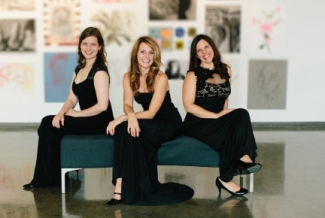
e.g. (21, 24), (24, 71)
(60, 135), (254, 193)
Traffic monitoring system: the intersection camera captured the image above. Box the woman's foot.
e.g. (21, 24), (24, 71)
(106, 192), (123, 206)
(235, 160), (262, 175)
(216, 177), (248, 196)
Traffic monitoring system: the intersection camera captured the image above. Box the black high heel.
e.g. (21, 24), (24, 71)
(216, 177), (248, 196)
(106, 192), (123, 206)
(235, 160), (262, 175)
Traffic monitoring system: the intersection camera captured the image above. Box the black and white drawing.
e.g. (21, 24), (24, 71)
(0, 19), (35, 52)
(247, 60), (287, 109)
(92, 10), (137, 46)
(163, 59), (188, 80)
(205, 5), (241, 53)
(149, 0), (196, 20)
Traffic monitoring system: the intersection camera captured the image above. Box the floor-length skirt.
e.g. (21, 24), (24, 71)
(30, 114), (112, 188)
(183, 108), (258, 182)
(112, 119), (194, 206)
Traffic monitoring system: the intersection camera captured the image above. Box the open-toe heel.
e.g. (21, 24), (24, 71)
(106, 192), (123, 206)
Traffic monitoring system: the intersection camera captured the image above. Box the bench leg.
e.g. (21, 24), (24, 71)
(61, 168), (81, 194)
(249, 173), (254, 192)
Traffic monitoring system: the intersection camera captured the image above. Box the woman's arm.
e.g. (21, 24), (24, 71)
(52, 73), (79, 128)
(66, 70), (109, 117)
(223, 66), (233, 110)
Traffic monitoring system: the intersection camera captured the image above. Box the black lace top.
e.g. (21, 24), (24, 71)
(192, 66), (231, 98)
(189, 66), (231, 113)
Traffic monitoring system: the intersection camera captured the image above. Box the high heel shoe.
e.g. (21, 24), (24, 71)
(23, 183), (35, 189)
(106, 192), (123, 206)
(216, 177), (248, 196)
(235, 160), (262, 175)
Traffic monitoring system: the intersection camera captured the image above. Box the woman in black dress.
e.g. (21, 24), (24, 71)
(23, 27), (114, 189)
(106, 36), (194, 206)
(182, 34), (261, 196)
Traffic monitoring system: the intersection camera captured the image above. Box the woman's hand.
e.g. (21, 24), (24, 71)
(216, 108), (235, 119)
(127, 114), (141, 137)
(52, 112), (65, 128)
(106, 116), (126, 135)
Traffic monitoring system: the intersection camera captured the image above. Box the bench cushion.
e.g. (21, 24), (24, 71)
(61, 135), (219, 168)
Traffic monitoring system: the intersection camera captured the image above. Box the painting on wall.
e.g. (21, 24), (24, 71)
(251, 6), (285, 54)
(149, 27), (173, 50)
(162, 59), (188, 80)
(149, 0), (196, 20)
(247, 59), (287, 109)
(0, 19), (35, 52)
(91, 9), (137, 46)
(0, 0), (35, 10)
(205, 5), (241, 53)
(44, 0), (80, 46)
(0, 63), (34, 94)
(44, 53), (77, 102)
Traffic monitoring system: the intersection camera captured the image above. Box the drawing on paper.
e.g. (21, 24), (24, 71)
(91, 10), (137, 46)
(149, 0), (196, 20)
(0, 19), (35, 52)
(205, 5), (241, 53)
(247, 60), (287, 109)
(44, 53), (77, 102)
(0, 0), (35, 10)
(252, 6), (284, 54)
(44, 0), (80, 46)
(0, 63), (34, 93)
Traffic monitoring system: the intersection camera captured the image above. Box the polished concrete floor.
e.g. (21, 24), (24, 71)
(1, 127), (325, 218)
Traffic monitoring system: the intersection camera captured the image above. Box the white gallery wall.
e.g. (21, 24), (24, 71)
(0, 0), (325, 123)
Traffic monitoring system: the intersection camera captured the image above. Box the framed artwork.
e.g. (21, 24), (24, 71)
(149, 0), (196, 20)
(0, 19), (35, 52)
(44, 0), (80, 46)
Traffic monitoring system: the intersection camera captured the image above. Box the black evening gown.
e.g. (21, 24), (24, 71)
(183, 67), (258, 182)
(29, 63), (114, 188)
(112, 91), (194, 206)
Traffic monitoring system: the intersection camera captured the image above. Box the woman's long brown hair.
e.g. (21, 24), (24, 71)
(129, 36), (162, 95)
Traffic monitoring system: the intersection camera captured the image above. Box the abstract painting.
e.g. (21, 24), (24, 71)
(0, 63), (34, 94)
(44, 53), (77, 102)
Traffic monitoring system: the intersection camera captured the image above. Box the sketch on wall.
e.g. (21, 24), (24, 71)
(44, 0), (80, 46)
(44, 53), (77, 102)
(0, 0), (35, 10)
(205, 5), (241, 53)
(162, 59), (188, 80)
(149, 0), (196, 20)
(93, 0), (135, 2)
(247, 60), (287, 109)
(0, 63), (34, 94)
(252, 6), (284, 54)
(91, 10), (137, 46)
(0, 19), (35, 52)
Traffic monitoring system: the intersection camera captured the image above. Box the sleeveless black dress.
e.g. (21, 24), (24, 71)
(29, 63), (114, 188)
(183, 67), (258, 182)
(112, 91), (194, 205)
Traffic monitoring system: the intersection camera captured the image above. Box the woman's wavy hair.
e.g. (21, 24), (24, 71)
(129, 36), (162, 95)
(189, 34), (229, 80)
(77, 27), (107, 68)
